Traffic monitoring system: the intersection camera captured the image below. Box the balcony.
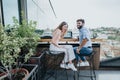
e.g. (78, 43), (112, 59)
(0, 0), (120, 80)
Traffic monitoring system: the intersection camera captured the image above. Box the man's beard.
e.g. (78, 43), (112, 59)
(77, 26), (83, 29)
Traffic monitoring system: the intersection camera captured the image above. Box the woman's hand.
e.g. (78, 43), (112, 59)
(59, 45), (65, 48)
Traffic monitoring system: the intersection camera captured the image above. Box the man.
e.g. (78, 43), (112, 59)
(74, 19), (93, 67)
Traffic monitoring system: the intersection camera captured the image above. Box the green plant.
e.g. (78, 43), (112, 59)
(13, 17), (39, 54)
(108, 36), (116, 40)
(92, 32), (98, 39)
(0, 17), (39, 80)
(0, 24), (27, 80)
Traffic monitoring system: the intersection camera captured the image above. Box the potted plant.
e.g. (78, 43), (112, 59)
(0, 17), (39, 80)
(12, 17), (47, 80)
(0, 23), (28, 80)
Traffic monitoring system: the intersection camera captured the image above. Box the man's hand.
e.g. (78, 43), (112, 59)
(76, 38), (87, 54)
(76, 47), (81, 54)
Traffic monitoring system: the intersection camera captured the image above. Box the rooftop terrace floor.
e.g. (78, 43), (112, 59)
(44, 70), (120, 80)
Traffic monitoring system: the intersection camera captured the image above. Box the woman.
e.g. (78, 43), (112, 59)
(49, 21), (77, 71)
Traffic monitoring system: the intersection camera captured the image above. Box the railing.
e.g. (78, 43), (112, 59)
(37, 41), (101, 70)
(38, 38), (105, 42)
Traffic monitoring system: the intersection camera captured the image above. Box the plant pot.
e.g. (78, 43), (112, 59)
(0, 64), (38, 80)
(22, 64), (38, 80)
(18, 47), (46, 80)
(0, 68), (29, 80)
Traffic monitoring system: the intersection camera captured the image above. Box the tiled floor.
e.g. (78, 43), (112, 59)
(44, 70), (120, 80)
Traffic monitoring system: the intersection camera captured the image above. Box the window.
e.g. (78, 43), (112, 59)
(2, 0), (19, 26)
(27, 0), (56, 29)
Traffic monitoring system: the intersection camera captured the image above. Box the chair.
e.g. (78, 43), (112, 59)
(43, 50), (68, 80)
(77, 51), (96, 80)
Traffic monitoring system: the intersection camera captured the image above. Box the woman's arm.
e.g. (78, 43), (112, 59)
(51, 29), (61, 48)
(61, 29), (67, 39)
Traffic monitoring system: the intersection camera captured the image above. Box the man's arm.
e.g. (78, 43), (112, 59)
(76, 38), (88, 54)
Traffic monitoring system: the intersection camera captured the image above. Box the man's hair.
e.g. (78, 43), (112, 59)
(76, 19), (85, 24)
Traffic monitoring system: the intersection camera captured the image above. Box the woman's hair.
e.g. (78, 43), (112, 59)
(57, 21), (68, 30)
(54, 21), (68, 38)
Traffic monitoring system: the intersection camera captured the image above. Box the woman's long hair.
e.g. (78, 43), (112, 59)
(54, 21), (68, 38)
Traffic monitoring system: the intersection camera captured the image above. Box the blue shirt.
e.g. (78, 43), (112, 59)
(79, 27), (92, 47)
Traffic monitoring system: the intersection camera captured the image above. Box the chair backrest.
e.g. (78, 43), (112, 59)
(44, 51), (65, 69)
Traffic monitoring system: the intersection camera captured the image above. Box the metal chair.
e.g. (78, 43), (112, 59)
(43, 50), (68, 80)
(77, 51), (96, 80)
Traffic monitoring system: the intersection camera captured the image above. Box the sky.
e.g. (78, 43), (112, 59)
(2, 0), (120, 29)
(49, 0), (120, 29)
(2, 0), (19, 25)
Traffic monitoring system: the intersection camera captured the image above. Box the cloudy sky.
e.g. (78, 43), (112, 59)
(2, 0), (120, 29)
(49, 0), (120, 29)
